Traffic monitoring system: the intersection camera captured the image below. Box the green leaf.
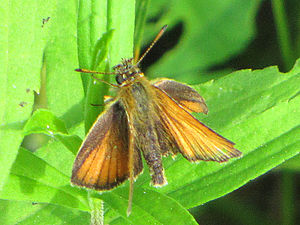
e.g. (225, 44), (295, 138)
(0, 148), (89, 211)
(0, 0), (57, 191)
(33, 122), (84, 176)
(77, 1), (115, 132)
(24, 109), (68, 135)
(45, 1), (84, 129)
(95, 187), (197, 225)
(277, 154), (300, 171)
(34, 138), (79, 177)
(23, 109), (82, 155)
(1, 140), (198, 224)
(83, 33), (114, 134)
(137, 60), (300, 209)
(77, 0), (108, 92)
(0, 200), (89, 225)
(92, 29), (115, 71)
(0, 2), (84, 193)
(144, 0), (263, 82)
(79, 0), (136, 132)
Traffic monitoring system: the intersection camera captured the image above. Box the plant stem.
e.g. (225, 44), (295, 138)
(77, 1), (108, 224)
(271, 0), (294, 71)
(77, 1), (135, 223)
(89, 192), (104, 225)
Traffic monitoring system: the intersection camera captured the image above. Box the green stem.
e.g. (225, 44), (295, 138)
(271, 0), (294, 70)
(77, 1), (108, 224)
(281, 171), (294, 225)
(89, 192), (104, 225)
(78, 0), (135, 223)
(84, 78), (107, 133)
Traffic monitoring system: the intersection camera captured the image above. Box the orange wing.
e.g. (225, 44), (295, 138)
(71, 101), (143, 190)
(153, 86), (242, 162)
(153, 78), (208, 114)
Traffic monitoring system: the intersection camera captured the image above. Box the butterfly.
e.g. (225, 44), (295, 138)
(71, 25), (242, 215)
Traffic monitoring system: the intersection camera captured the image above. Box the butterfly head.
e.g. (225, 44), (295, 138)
(113, 58), (143, 85)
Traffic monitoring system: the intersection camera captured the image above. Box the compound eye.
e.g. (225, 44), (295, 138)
(116, 74), (125, 84)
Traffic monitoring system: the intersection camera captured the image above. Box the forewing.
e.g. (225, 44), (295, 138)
(154, 87), (242, 162)
(71, 101), (143, 190)
(153, 79), (208, 114)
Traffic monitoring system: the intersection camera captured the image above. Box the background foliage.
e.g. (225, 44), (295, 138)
(0, 0), (299, 224)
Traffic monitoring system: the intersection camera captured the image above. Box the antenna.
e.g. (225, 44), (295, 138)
(136, 25), (168, 66)
(75, 69), (119, 87)
(75, 68), (116, 75)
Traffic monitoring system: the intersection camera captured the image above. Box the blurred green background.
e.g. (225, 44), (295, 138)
(139, 0), (299, 80)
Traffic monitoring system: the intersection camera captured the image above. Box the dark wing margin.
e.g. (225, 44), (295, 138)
(153, 86), (242, 163)
(153, 78), (208, 114)
(71, 101), (143, 190)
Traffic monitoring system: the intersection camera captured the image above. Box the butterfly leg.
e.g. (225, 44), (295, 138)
(127, 118), (135, 216)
